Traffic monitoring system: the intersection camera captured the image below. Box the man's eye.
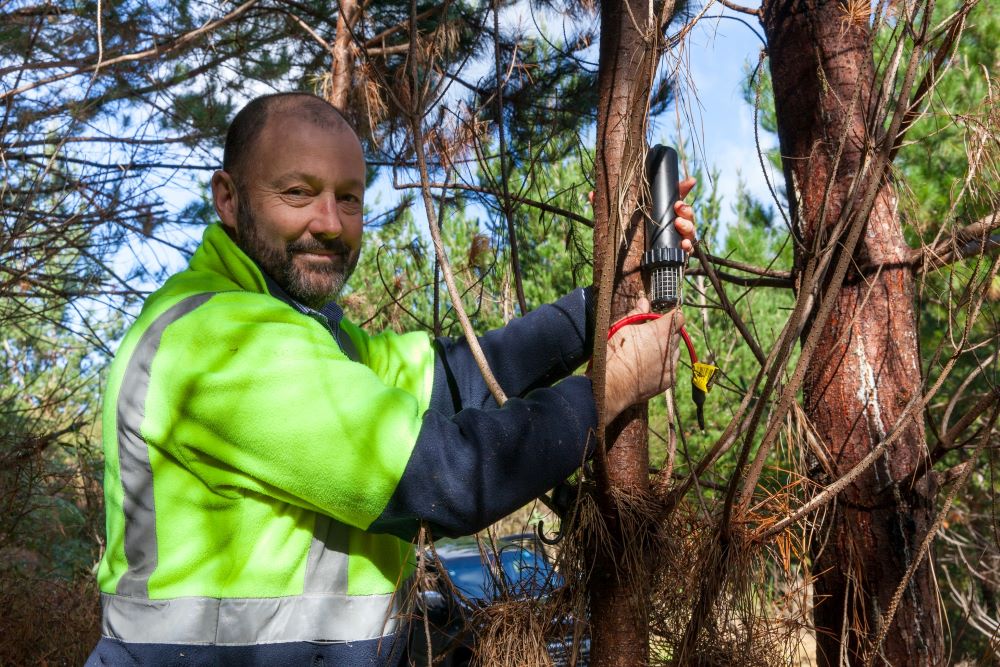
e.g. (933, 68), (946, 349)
(284, 188), (311, 198)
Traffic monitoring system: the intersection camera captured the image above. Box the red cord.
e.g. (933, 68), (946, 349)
(678, 325), (698, 365)
(607, 313), (660, 338)
(602, 312), (698, 366)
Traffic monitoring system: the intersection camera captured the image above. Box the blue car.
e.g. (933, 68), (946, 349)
(404, 534), (590, 666)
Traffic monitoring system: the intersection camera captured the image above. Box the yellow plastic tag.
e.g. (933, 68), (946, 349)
(692, 362), (719, 394)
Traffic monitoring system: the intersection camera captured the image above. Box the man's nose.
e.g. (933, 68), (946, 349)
(311, 194), (342, 238)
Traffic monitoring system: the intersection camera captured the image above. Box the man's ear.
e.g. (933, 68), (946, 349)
(211, 170), (239, 230)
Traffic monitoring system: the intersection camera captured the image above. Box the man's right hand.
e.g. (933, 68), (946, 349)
(599, 299), (683, 422)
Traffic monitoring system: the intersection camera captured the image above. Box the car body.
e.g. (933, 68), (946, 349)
(405, 534), (590, 666)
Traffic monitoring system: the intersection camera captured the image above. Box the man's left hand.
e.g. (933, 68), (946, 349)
(587, 178), (698, 252)
(674, 177), (697, 253)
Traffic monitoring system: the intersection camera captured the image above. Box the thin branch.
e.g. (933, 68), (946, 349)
(394, 180), (593, 226)
(700, 252), (792, 279)
(686, 266), (793, 288)
(715, 0), (762, 17)
(405, 0), (506, 406)
(935, 387), (1000, 456)
(691, 242), (767, 365)
(887, 0), (975, 161)
(283, 10), (333, 52)
(362, 5), (441, 47)
(913, 212), (1000, 274)
(940, 349), (998, 435)
(492, 4), (527, 315)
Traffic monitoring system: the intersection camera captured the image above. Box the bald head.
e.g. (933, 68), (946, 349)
(223, 92), (355, 186)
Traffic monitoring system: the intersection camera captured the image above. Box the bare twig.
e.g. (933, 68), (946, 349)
(394, 180), (593, 227)
(691, 242), (767, 365)
(716, 0), (762, 17)
(491, 4), (528, 315)
(405, 0), (507, 406)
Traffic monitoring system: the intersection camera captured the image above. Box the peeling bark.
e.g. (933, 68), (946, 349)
(761, 0), (943, 664)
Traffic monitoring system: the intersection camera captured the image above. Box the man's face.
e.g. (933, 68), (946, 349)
(227, 114), (366, 309)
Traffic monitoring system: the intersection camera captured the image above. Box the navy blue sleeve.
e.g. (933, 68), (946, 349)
(367, 375), (597, 540)
(430, 287), (595, 414)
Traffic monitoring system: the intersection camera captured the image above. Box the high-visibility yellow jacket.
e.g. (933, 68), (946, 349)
(90, 223), (596, 664)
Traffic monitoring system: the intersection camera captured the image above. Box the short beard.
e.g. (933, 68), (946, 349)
(233, 193), (357, 310)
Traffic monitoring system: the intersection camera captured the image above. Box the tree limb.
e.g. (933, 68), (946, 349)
(715, 0), (762, 17)
(700, 253), (792, 279)
(687, 266), (793, 288)
(691, 243), (768, 365)
(405, 0), (507, 406)
(913, 212), (1000, 274)
(394, 180), (593, 226)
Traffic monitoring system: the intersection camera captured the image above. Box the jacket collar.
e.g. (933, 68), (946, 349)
(191, 224), (359, 360)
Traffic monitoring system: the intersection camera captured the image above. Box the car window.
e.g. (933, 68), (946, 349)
(499, 548), (562, 594)
(446, 555), (491, 599)
(437, 542), (563, 601)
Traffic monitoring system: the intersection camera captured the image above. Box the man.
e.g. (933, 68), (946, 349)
(87, 92), (696, 666)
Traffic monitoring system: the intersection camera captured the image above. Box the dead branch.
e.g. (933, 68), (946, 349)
(700, 253), (793, 279)
(686, 266), (793, 288)
(691, 243), (768, 365)
(491, 4), (528, 314)
(716, 0), (762, 17)
(940, 348), (998, 435)
(394, 180), (593, 227)
(887, 0), (976, 161)
(404, 0), (507, 406)
(913, 211), (1000, 273)
(934, 387), (1000, 456)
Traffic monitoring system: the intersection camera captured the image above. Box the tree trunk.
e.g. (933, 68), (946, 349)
(329, 0), (357, 111)
(761, 0), (944, 664)
(589, 1), (666, 664)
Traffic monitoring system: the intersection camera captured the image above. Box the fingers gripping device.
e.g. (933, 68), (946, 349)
(538, 146), (721, 545)
(612, 144), (719, 429)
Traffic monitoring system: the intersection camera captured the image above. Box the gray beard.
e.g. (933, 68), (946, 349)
(233, 196), (354, 310)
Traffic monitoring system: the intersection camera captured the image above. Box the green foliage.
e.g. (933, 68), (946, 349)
(886, 3), (1000, 659)
(648, 171), (796, 486)
(344, 146), (595, 335)
(0, 296), (111, 580)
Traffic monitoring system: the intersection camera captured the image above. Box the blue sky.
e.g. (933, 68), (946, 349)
(676, 5), (778, 213)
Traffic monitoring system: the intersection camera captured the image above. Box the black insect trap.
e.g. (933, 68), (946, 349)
(642, 144), (687, 310)
(639, 144), (719, 430)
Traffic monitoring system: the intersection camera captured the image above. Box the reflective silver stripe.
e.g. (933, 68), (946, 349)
(115, 294), (216, 598)
(100, 592), (402, 645)
(304, 515), (350, 593)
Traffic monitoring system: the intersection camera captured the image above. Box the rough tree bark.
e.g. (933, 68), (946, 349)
(588, 0), (669, 664)
(329, 0), (358, 110)
(761, 0), (944, 664)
